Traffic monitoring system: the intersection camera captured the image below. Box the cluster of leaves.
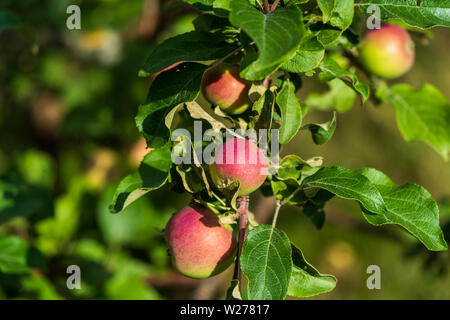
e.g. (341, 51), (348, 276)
(110, 0), (450, 299)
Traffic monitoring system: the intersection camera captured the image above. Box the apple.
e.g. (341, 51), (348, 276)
(209, 138), (268, 196)
(202, 64), (251, 115)
(165, 205), (236, 279)
(359, 24), (415, 79)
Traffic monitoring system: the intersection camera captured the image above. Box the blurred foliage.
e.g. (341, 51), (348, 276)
(0, 0), (449, 299)
(0, 0), (196, 299)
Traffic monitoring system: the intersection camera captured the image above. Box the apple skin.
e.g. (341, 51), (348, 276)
(165, 205), (236, 279)
(209, 138), (268, 196)
(359, 24), (415, 79)
(202, 64), (252, 115)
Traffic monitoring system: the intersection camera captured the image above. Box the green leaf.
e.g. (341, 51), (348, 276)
(282, 32), (325, 73)
(316, 25), (344, 46)
(36, 181), (83, 256)
(282, 35), (325, 73)
(277, 155), (312, 181)
(358, 168), (448, 251)
(0, 235), (29, 274)
(229, 0), (305, 80)
(175, 165), (205, 194)
(15, 149), (55, 188)
(302, 200), (326, 229)
(136, 62), (208, 148)
(318, 57), (369, 103)
(0, 178), (53, 224)
(357, 0), (450, 29)
(218, 179), (242, 211)
(301, 166), (386, 214)
(100, 186), (172, 246)
(318, 0), (354, 29)
(185, 101), (228, 131)
(288, 244), (337, 297)
(315, 0), (354, 45)
(286, 0), (310, 4)
(301, 112), (337, 145)
(250, 89), (275, 130)
(183, 0), (215, 6)
(376, 83), (450, 161)
(276, 80), (303, 144)
(213, 0), (232, 14)
(241, 225), (292, 300)
(139, 31), (238, 76)
(299, 189), (334, 229)
(301, 166), (448, 251)
(73, 239), (107, 263)
(193, 14), (231, 32)
(22, 273), (63, 300)
(105, 272), (161, 300)
(109, 144), (172, 213)
(306, 78), (356, 113)
(271, 179), (304, 204)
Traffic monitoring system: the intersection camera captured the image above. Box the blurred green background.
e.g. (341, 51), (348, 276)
(0, 0), (449, 299)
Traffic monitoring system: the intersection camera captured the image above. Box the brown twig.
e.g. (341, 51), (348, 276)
(263, 0), (270, 13)
(255, 0), (264, 11)
(270, 0), (281, 12)
(272, 199), (282, 228)
(232, 195), (250, 288)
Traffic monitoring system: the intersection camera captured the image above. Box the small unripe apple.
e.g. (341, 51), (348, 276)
(209, 138), (268, 196)
(165, 205), (236, 279)
(202, 64), (251, 115)
(359, 24), (415, 79)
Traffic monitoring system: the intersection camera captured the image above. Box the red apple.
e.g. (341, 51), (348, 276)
(165, 205), (236, 279)
(209, 138), (268, 196)
(202, 64), (251, 115)
(359, 24), (415, 79)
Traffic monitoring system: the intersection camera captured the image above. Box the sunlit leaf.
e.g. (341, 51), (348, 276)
(229, 0), (305, 80)
(241, 225), (292, 300)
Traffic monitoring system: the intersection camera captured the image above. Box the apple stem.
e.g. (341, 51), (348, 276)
(272, 199), (282, 228)
(263, 0), (270, 13)
(232, 195), (249, 288)
(270, 0), (280, 12)
(255, 0), (264, 11)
